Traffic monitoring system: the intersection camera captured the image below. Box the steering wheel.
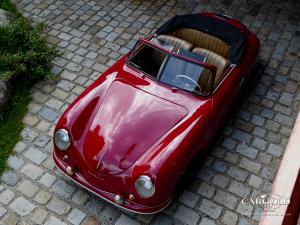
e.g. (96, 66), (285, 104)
(175, 75), (202, 92)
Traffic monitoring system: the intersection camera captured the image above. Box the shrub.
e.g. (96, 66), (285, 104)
(0, 0), (59, 174)
(0, 17), (59, 81)
(0, 0), (19, 16)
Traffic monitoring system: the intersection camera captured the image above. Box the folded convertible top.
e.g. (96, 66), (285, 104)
(156, 13), (246, 63)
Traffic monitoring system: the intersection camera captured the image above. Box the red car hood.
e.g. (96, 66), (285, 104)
(79, 79), (188, 175)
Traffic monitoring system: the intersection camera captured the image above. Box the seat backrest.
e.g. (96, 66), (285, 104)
(157, 35), (193, 52)
(167, 28), (230, 59)
(197, 68), (213, 95)
(193, 48), (230, 86)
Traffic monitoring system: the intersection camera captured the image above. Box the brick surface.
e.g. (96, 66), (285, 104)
(222, 210), (238, 225)
(2, 0), (299, 224)
(10, 197), (36, 216)
(115, 215), (140, 225)
(236, 202), (254, 217)
(51, 179), (76, 198)
(0, 206), (7, 218)
(39, 173), (57, 188)
(17, 180), (39, 198)
(0, 212), (19, 225)
(46, 197), (71, 215)
(175, 205), (200, 225)
(199, 199), (222, 219)
(23, 147), (47, 164)
(33, 189), (52, 205)
(197, 182), (215, 198)
(7, 155), (24, 170)
(44, 216), (67, 225)
(29, 208), (48, 224)
(20, 163), (44, 180)
(152, 214), (172, 225)
(0, 189), (15, 205)
(212, 174), (229, 188)
(0, 171), (20, 186)
(67, 208), (87, 225)
(199, 218), (216, 225)
(179, 190), (199, 208)
(229, 180), (251, 198)
(214, 190), (238, 210)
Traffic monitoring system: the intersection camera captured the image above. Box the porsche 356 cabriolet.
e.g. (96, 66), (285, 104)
(53, 12), (259, 214)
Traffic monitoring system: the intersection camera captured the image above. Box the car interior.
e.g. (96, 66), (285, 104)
(156, 28), (231, 84)
(129, 28), (232, 95)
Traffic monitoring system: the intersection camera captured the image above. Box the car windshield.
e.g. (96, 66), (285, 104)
(127, 40), (214, 96)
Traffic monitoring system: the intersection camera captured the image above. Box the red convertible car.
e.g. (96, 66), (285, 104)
(53, 12), (259, 214)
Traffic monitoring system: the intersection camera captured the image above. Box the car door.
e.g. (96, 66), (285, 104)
(209, 65), (246, 135)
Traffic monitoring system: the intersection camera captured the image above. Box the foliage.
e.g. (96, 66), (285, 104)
(0, 0), (19, 16)
(0, 0), (58, 174)
(0, 17), (59, 81)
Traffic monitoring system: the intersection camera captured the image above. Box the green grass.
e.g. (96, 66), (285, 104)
(0, 82), (32, 173)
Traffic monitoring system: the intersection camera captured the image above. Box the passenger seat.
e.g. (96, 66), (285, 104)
(166, 28), (230, 59)
(157, 35), (193, 52)
(193, 48), (230, 85)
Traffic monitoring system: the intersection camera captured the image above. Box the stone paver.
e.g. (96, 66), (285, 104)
(67, 208), (87, 225)
(17, 180), (39, 198)
(46, 197), (71, 215)
(0, 0), (300, 224)
(222, 210), (238, 225)
(115, 215), (140, 225)
(9, 197), (36, 216)
(34, 189), (52, 205)
(0, 206), (6, 219)
(0, 189), (15, 205)
(44, 216), (67, 225)
(199, 199), (222, 219)
(178, 190), (199, 208)
(29, 208), (48, 224)
(174, 205), (200, 225)
(1, 171), (20, 186)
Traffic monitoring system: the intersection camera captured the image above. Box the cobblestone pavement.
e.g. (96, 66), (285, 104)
(0, 0), (300, 224)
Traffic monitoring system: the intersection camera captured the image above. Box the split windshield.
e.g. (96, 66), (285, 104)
(128, 40), (213, 96)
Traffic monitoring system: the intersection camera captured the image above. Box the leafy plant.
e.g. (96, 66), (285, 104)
(0, 0), (59, 174)
(0, 0), (19, 16)
(0, 17), (59, 81)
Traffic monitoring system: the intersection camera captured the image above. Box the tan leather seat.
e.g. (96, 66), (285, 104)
(193, 47), (230, 86)
(157, 35), (193, 52)
(197, 68), (213, 95)
(167, 28), (230, 59)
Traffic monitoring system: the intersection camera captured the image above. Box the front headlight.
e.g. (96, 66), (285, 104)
(135, 175), (155, 198)
(54, 129), (70, 150)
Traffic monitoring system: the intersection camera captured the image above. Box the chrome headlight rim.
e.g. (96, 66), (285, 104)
(135, 175), (155, 198)
(54, 128), (70, 150)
